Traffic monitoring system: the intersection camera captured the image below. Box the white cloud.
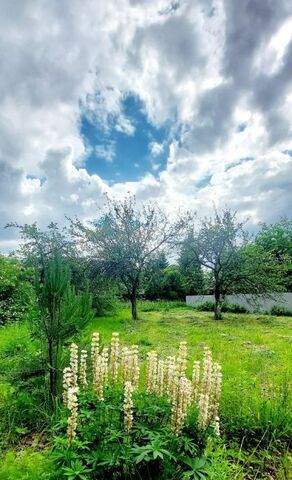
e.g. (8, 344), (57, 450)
(0, 0), (291, 251)
(95, 142), (116, 162)
(149, 141), (164, 156)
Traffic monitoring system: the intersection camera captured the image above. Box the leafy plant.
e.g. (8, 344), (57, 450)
(181, 456), (210, 480)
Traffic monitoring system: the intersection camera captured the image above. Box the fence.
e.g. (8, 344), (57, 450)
(186, 293), (292, 313)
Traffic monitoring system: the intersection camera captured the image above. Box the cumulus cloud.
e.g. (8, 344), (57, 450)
(0, 0), (291, 251)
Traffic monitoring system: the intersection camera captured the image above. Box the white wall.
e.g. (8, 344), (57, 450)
(186, 293), (292, 313)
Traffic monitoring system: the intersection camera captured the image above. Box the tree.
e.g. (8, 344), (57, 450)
(0, 255), (36, 325)
(255, 218), (292, 291)
(160, 265), (186, 300)
(143, 252), (169, 300)
(188, 209), (285, 320)
(70, 196), (187, 320)
(178, 232), (205, 295)
(8, 222), (95, 402)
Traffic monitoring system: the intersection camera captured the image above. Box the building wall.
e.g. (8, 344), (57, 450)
(186, 293), (292, 313)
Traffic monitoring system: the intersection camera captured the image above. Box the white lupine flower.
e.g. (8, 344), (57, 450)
(91, 332), (100, 370)
(70, 343), (78, 388)
(109, 332), (120, 383)
(79, 349), (88, 386)
(62, 367), (73, 407)
(121, 345), (140, 389)
(177, 341), (188, 379)
(123, 381), (134, 433)
(171, 375), (192, 435)
(191, 361), (200, 401)
(63, 334), (222, 441)
(67, 386), (79, 443)
(201, 347), (213, 397)
(93, 353), (104, 400)
(157, 360), (165, 396)
(101, 347), (109, 385)
(198, 392), (210, 430)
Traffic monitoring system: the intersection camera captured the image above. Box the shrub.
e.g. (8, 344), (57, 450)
(193, 301), (248, 314)
(270, 305), (292, 316)
(194, 301), (215, 312)
(0, 449), (51, 479)
(222, 303), (248, 314)
(51, 333), (222, 479)
(0, 256), (36, 325)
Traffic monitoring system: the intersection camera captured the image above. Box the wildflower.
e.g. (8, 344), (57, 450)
(67, 386), (79, 443)
(130, 345), (140, 389)
(177, 341), (188, 379)
(62, 367), (73, 407)
(109, 332), (120, 383)
(191, 361), (200, 401)
(201, 347), (213, 397)
(171, 375), (192, 435)
(121, 345), (140, 389)
(70, 343), (78, 388)
(79, 349), (88, 386)
(157, 359), (165, 396)
(164, 356), (176, 396)
(198, 355), (222, 431)
(208, 363), (222, 425)
(214, 415), (220, 436)
(93, 352), (103, 400)
(101, 346), (109, 385)
(198, 392), (210, 430)
(123, 381), (134, 433)
(91, 332), (100, 370)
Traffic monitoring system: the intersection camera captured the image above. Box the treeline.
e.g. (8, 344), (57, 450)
(1, 198), (292, 324)
(0, 196), (291, 403)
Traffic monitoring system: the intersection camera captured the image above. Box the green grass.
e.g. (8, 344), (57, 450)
(0, 302), (291, 479)
(80, 304), (292, 477)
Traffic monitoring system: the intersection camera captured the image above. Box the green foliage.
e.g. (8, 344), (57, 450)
(194, 301), (248, 314)
(0, 256), (36, 325)
(1, 302), (291, 479)
(0, 449), (51, 479)
(159, 265), (186, 300)
(138, 300), (189, 312)
(51, 390), (210, 480)
(270, 305), (292, 316)
(35, 252), (95, 399)
(7, 222), (95, 401)
(143, 253), (169, 300)
(187, 208), (286, 319)
(256, 218), (292, 291)
(179, 232), (205, 295)
(69, 195), (187, 319)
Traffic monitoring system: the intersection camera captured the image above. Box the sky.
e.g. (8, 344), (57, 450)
(0, 0), (292, 252)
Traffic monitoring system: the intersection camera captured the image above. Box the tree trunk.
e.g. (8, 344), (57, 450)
(48, 337), (57, 400)
(214, 285), (222, 320)
(130, 294), (138, 320)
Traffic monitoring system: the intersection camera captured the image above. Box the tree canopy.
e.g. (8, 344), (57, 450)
(70, 196), (188, 319)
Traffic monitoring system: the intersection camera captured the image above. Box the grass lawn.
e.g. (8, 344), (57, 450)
(0, 302), (291, 479)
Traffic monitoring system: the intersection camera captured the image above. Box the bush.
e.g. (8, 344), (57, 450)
(193, 301), (248, 314)
(222, 303), (248, 314)
(0, 449), (51, 479)
(50, 334), (221, 479)
(194, 301), (215, 312)
(270, 305), (292, 316)
(0, 256), (36, 325)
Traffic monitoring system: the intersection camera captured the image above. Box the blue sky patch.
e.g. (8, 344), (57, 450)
(196, 174), (212, 189)
(80, 95), (171, 183)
